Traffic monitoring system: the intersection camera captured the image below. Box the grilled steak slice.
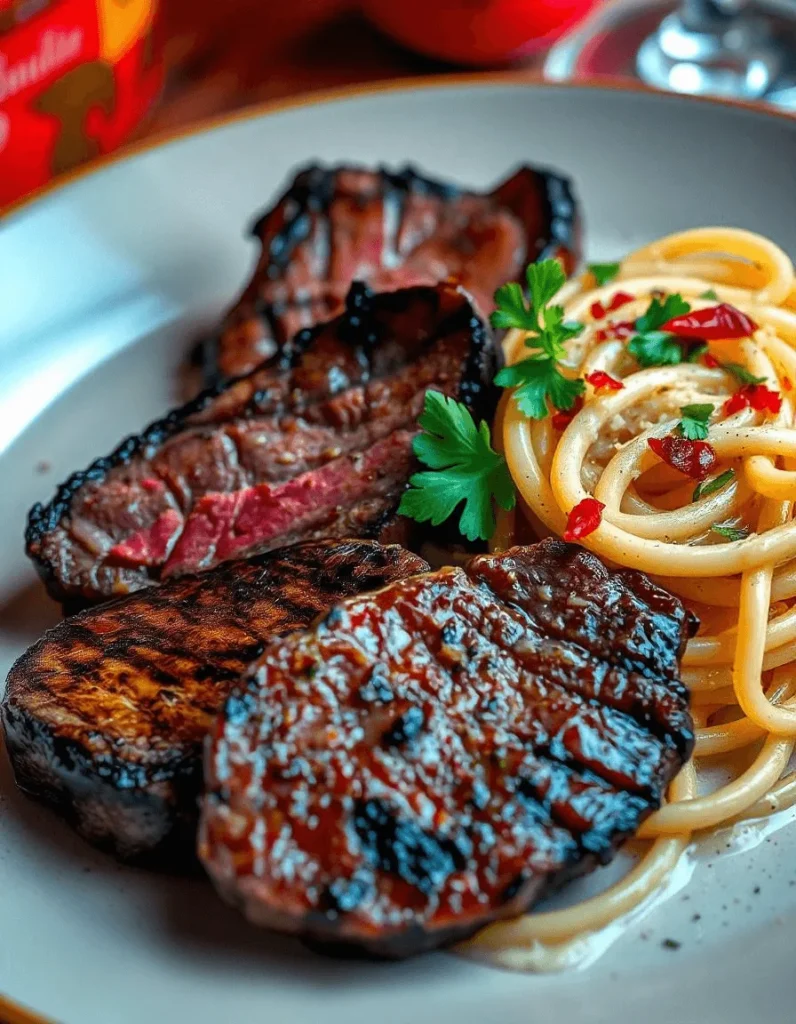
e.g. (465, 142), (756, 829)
(26, 282), (494, 607)
(207, 163), (580, 381)
(200, 539), (695, 957)
(2, 541), (428, 864)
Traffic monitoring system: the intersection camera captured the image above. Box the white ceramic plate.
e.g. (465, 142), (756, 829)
(2, 79), (796, 1024)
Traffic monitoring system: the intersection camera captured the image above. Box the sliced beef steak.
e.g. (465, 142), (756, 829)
(200, 540), (695, 957)
(26, 282), (494, 607)
(2, 541), (427, 863)
(207, 163), (580, 381)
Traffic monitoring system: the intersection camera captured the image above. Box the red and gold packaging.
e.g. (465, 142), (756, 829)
(0, 0), (163, 208)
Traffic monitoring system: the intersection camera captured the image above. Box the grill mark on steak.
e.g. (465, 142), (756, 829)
(2, 541), (428, 864)
(26, 282), (495, 607)
(206, 163), (580, 382)
(199, 540), (695, 957)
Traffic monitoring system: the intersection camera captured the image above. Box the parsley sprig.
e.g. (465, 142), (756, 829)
(712, 523), (749, 541)
(492, 260), (585, 419)
(693, 469), (734, 502)
(588, 261), (621, 287)
(398, 391), (516, 542)
(678, 403), (714, 441)
(627, 294), (692, 367)
(722, 362), (766, 385)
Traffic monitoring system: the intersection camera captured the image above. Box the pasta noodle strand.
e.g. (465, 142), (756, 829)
(462, 227), (796, 971)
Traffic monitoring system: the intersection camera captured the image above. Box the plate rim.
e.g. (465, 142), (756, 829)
(0, 992), (55, 1024)
(3, 69), (796, 1024)
(3, 71), (796, 223)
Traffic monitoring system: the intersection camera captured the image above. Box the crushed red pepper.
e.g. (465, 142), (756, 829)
(661, 303), (758, 340)
(563, 497), (605, 542)
(608, 291), (634, 312)
(723, 384), (782, 417)
(595, 320), (635, 343)
(585, 370), (624, 392)
(648, 436), (718, 481)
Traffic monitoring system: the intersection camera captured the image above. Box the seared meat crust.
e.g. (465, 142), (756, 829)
(208, 163), (580, 381)
(26, 282), (494, 607)
(200, 540), (695, 956)
(2, 541), (428, 863)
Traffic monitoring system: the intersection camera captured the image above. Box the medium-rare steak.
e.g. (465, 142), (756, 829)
(2, 541), (428, 863)
(26, 282), (494, 607)
(200, 540), (695, 957)
(207, 163), (581, 381)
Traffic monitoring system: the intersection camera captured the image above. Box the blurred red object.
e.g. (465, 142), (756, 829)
(0, 0), (163, 208)
(361, 0), (601, 66)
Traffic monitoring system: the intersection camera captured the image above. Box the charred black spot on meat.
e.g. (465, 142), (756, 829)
(338, 282), (378, 349)
(501, 874), (527, 904)
(320, 876), (373, 916)
(381, 706), (425, 747)
(199, 540), (694, 957)
(353, 799), (468, 896)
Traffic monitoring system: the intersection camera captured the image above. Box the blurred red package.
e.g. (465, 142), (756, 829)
(0, 0), (163, 209)
(362, 0), (600, 66)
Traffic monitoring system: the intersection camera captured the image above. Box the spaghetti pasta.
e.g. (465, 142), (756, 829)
(461, 227), (796, 971)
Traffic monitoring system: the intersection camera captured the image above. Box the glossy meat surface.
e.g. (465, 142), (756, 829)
(26, 282), (495, 607)
(200, 540), (695, 956)
(2, 541), (428, 862)
(208, 163), (580, 380)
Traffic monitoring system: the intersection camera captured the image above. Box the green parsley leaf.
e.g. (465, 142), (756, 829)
(635, 294), (691, 333)
(693, 469), (735, 502)
(490, 261), (569, 336)
(721, 362), (766, 385)
(588, 261), (621, 287)
(491, 282), (536, 332)
(495, 358), (585, 420)
(627, 331), (685, 367)
(700, 289), (720, 301)
(678, 403), (714, 441)
(711, 523), (749, 541)
(398, 391), (516, 542)
(627, 294), (692, 368)
(492, 259), (586, 420)
(527, 260), (566, 316)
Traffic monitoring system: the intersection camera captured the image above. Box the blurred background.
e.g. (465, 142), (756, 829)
(1, 0), (794, 209)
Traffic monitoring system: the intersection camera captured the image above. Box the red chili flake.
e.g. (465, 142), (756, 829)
(551, 396), (584, 431)
(723, 391), (748, 416)
(702, 352), (720, 369)
(723, 384), (782, 416)
(595, 320), (635, 343)
(563, 498), (605, 542)
(590, 300), (607, 320)
(648, 436), (718, 481)
(783, 377), (793, 392)
(661, 303), (758, 340)
(141, 477), (164, 493)
(607, 291), (634, 312)
(748, 384), (782, 413)
(585, 370), (624, 392)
